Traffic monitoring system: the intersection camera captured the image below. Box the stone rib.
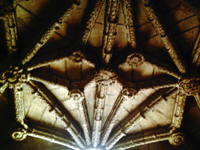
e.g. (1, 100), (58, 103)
(128, 76), (178, 91)
(191, 30), (200, 68)
(101, 88), (136, 146)
(0, 82), (8, 96)
(21, 1), (78, 65)
(14, 83), (25, 126)
(82, 0), (105, 44)
(92, 82), (108, 147)
(122, 0), (137, 48)
(102, 0), (120, 66)
(70, 90), (91, 145)
(170, 92), (187, 129)
(12, 126), (80, 150)
(30, 71), (71, 89)
(106, 87), (177, 149)
(3, 12), (18, 56)
(144, 54), (180, 79)
(113, 128), (170, 150)
(26, 50), (96, 71)
(141, 0), (188, 73)
(27, 81), (86, 149)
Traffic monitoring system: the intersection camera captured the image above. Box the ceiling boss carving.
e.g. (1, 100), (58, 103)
(1, 0), (200, 149)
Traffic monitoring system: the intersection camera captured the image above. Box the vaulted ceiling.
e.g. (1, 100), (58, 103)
(0, 0), (200, 150)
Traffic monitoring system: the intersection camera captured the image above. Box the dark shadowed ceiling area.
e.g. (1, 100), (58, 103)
(0, 0), (200, 149)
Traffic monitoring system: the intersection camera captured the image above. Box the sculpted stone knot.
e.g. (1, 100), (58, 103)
(122, 88), (137, 100)
(169, 132), (185, 146)
(0, 65), (29, 88)
(12, 128), (28, 141)
(69, 51), (85, 64)
(179, 72), (200, 95)
(69, 89), (84, 102)
(126, 53), (145, 68)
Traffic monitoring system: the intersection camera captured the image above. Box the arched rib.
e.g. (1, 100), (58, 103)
(14, 83), (25, 127)
(3, 12), (18, 56)
(26, 49), (96, 71)
(29, 71), (71, 89)
(0, 82), (8, 96)
(101, 88), (136, 146)
(70, 90), (91, 145)
(170, 92), (187, 129)
(113, 128), (170, 150)
(106, 87), (177, 149)
(144, 54), (180, 79)
(141, 0), (188, 73)
(191, 30), (200, 68)
(20, 1), (78, 65)
(92, 82), (108, 147)
(122, 0), (137, 48)
(27, 81), (86, 148)
(12, 126), (80, 150)
(126, 76), (178, 91)
(82, 0), (105, 44)
(102, 0), (120, 66)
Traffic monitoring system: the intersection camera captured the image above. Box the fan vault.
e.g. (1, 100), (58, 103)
(0, 0), (200, 149)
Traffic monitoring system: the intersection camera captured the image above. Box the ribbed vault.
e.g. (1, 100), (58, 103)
(0, 0), (200, 149)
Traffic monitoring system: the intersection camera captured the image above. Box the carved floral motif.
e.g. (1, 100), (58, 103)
(169, 132), (185, 146)
(126, 52), (145, 68)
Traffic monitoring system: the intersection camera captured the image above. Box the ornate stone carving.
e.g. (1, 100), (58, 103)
(12, 126), (80, 150)
(113, 128), (170, 149)
(102, 0), (120, 65)
(169, 132), (185, 146)
(27, 81), (86, 149)
(69, 51), (86, 64)
(171, 92), (187, 129)
(123, 0), (137, 48)
(101, 87), (137, 146)
(3, 12), (18, 55)
(0, 0), (195, 149)
(12, 129), (28, 141)
(126, 52), (145, 68)
(141, 0), (187, 73)
(0, 65), (29, 94)
(106, 88), (177, 149)
(179, 72), (200, 95)
(69, 89), (91, 146)
(82, 0), (105, 44)
(14, 83), (25, 126)
(94, 70), (118, 85)
(21, 2), (78, 65)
